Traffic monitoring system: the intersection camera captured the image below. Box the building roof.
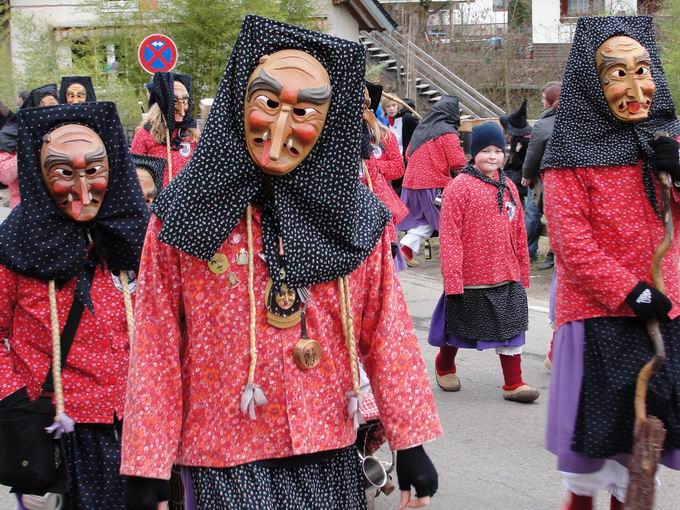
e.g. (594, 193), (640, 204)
(333, 0), (398, 31)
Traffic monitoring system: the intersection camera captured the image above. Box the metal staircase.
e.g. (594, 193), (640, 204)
(360, 30), (505, 118)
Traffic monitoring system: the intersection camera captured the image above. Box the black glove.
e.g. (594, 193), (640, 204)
(650, 136), (680, 182)
(625, 281), (672, 321)
(126, 476), (170, 510)
(396, 445), (438, 498)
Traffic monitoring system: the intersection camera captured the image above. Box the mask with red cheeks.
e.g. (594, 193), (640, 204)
(40, 124), (109, 222)
(596, 35), (656, 123)
(244, 49), (332, 176)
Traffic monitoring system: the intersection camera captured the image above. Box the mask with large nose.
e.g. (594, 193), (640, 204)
(596, 35), (656, 123)
(244, 49), (332, 176)
(40, 124), (109, 222)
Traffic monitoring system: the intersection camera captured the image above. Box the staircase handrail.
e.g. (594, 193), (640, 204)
(363, 30), (505, 117)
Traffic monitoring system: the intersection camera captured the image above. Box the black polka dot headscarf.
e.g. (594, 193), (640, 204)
(152, 15), (390, 290)
(0, 102), (150, 309)
(541, 16), (680, 216)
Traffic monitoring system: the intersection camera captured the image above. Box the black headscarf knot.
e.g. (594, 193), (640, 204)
(541, 16), (680, 218)
(152, 15), (389, 290)
(0, 102), (149, 310)
(462, 164), (515, 214)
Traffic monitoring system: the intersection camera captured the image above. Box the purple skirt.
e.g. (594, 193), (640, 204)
(398, 188), (441, 232)
(393, 245), (406, 272)
(428, 293), (525, 350)
(546, 321), (680, 473)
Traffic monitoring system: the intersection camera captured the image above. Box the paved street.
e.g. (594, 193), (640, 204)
(1, 234), (678, 509)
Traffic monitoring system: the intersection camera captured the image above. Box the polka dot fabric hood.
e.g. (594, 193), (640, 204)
(152, 15), (390, 289)
(0, 102), (149, 308)
(542, 16), (680, 170)
(148, 72), (196, 137)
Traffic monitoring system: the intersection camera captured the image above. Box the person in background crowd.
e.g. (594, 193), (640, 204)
(0, 102), (148, 510)
(131, 72), (199, 186)
(361, 83), (408, 271)
(0, 84), (59, 208)
(121, 16), (441, 510)
(543, 17), (680, 509)
(132, 154), (166, 208)
(398, 96), (467, 266)
(383, 95), (420, 195)
(430, 122), (538, 403)
(522, 81), (561, 268)
(500, 99), (532, 204)
(59, 76), (97, 104)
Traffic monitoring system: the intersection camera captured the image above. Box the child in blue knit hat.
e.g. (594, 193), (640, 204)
(428, 122), (538, 403)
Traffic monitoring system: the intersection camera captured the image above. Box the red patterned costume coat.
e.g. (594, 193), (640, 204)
(362, 132), (409, 243)
(402, 133), (467, 190)
(543, 163), (680, 328)
(0, 266), (133, 423)
(130, 127), (196, 186)
(120, 209), (442, 479)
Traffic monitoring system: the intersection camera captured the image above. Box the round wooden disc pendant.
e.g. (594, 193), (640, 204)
(208, 253), (229, 275)
(293, 338), (322, 370)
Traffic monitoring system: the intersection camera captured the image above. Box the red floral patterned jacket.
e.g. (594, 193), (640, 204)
(402, 133), (467, 190)
(130, 127), (196, 186)
(120, 209), (442, 479)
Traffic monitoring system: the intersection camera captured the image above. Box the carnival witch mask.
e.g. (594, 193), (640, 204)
(174, 81), (190, 123)
(65, 83), (87, 105)
(244, 49), (332, 176)
(596, 35), (656, 123)
(40, 124), (109, 222)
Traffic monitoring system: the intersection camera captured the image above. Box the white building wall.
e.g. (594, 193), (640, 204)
(532, 0), (637, 45)
(316, 0), (361, 41)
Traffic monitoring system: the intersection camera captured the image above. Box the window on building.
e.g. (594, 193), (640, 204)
(492, 0), (507, 10)
(560, 0), (605, 17)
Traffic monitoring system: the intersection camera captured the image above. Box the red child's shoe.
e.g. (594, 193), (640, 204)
(561, 492), (593, 510)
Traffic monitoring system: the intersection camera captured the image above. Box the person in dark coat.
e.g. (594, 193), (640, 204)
(500, 98), (532, 202)
(521, 82), (561, 267)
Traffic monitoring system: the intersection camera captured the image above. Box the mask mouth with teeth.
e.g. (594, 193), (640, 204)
(40, 124), (109, 222)
(244, 49), (332, 176)
(596, 35), (656, 123)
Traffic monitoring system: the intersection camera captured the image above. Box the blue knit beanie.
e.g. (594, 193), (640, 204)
(470, 122), (505, 159)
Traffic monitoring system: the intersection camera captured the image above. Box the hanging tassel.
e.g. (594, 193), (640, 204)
(45, 412), (75, 439)
(240, 383), (268, 420)
(345, 390), (363, 430)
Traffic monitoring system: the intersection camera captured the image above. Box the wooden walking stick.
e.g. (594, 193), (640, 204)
(624, 136), (673, 509)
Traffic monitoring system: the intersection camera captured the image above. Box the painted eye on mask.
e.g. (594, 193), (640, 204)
(85, 165), (105, 177)
(292, 107), (319, 118)
(53, 167), (73, 178)
(255, 95), (280, 109)
(636, 65), (651, 77)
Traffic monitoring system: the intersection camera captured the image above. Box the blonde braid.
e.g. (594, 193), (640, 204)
(48, 281), (65, 417)
(119, 272), (135, 346)
(166, 128), (173, 181)
(338, 276), (361, 399)
(362, 161), (374, 192)
(246, 205), (257, 385)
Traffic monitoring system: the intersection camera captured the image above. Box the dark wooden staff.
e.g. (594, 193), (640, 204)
(624, 132), (673, 509)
